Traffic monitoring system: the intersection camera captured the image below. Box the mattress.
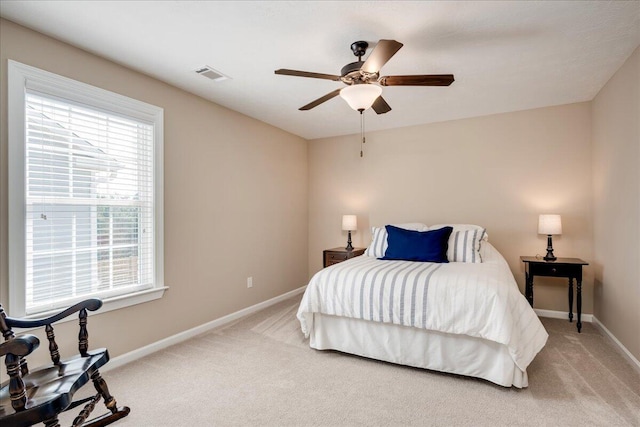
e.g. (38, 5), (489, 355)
(297, 242), (548, 387)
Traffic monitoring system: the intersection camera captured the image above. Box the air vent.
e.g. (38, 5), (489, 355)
(195, 66), (230, 82)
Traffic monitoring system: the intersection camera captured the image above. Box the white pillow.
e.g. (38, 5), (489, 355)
(429, 224), (487, 263)
(364, 223), (428, 257)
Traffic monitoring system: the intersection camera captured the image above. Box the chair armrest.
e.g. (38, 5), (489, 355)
(0, 334), (40, 357)
(5, 299), (103, 329)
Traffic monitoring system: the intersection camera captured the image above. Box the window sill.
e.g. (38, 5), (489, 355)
(17, 287), (169, 330)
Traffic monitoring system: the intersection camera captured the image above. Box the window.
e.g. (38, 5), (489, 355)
(8, 60), (165, 317)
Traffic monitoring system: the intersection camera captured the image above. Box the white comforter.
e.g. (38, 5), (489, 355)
(297, 243), (548, 371)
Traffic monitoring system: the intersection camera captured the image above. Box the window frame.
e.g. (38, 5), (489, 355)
(8, 60), (166, 319)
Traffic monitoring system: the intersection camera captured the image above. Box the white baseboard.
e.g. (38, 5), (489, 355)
(534, 308), (593, 323)
(592, 316), (640, 373)
(104, 285), (307, 372)
(536, 309), (640, 373)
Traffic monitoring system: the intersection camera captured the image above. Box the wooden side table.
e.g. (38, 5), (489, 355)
(520, 256), (589, 332)
(323, 247), (365, 268)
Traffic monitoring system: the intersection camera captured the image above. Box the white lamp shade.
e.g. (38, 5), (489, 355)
(538, 214), (562, 235)
(342, 215), (357, 231)
(340, 84), (382, 111)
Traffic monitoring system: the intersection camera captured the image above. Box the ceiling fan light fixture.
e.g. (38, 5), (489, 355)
(340, 84), (383, 111)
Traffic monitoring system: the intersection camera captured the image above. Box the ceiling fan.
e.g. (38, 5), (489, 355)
(275, 39), (454, 114)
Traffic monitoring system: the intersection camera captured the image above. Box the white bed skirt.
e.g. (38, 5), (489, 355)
(309, 312), (528, 388)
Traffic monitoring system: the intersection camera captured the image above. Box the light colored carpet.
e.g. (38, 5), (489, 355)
(61, 295), (640, 426)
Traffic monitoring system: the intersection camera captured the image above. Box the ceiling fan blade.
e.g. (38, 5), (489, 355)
(361, 40), (404, 74)
(379, 74), (455, 86)
(371, 96), (392, 114)
(275, 69), (342, 81)
(299, 88), (342, 110)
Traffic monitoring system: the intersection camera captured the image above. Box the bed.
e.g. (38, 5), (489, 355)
(296, 224), (548, 388)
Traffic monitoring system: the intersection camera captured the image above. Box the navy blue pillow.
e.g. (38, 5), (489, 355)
(379, 225), (453, 263)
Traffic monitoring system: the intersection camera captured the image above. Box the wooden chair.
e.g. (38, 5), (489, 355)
(0, 299), (130, 427)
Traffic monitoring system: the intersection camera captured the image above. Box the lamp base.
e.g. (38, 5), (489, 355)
(345, 230), (354, 251)
(543, 235), (557, 261)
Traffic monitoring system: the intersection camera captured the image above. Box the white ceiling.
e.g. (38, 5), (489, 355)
(1, 1), (639, 140)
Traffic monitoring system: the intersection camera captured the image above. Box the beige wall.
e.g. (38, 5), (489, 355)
(309, 103), (594, 314)
(0, 19), (309, 363)
(592, 46), (640, 361)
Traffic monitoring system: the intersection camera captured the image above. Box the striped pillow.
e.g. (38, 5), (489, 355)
(445, 228), (487, 263)
(429, 224), (489, 242)
(364, 226), (388, 257)
(364, 223), (428, 257)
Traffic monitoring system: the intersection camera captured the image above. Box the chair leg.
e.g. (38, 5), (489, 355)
(91, 370), (118, 414)
(87, 370), (130, 426)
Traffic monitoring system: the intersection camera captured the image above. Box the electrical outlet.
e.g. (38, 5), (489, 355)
(247, 277), (253, 288)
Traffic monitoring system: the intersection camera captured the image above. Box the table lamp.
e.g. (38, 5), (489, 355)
(538, 214), (562, 261)
(342, 215), (357, 251)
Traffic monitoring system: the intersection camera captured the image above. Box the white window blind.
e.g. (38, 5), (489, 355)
(24, 92), (155, 314)
(8, 60), (165, 317)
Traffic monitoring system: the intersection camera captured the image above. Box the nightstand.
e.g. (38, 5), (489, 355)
(520, 256), (589, 332)
(323, 247), (365, 268)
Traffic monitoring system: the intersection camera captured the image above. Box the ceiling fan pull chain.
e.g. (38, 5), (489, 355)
(360, 110), (364, 157)
(362, 111), (367, 151)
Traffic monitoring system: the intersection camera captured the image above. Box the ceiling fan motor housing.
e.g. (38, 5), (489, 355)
(341, 41), (376, 84)
(341, 61), (367, 80)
